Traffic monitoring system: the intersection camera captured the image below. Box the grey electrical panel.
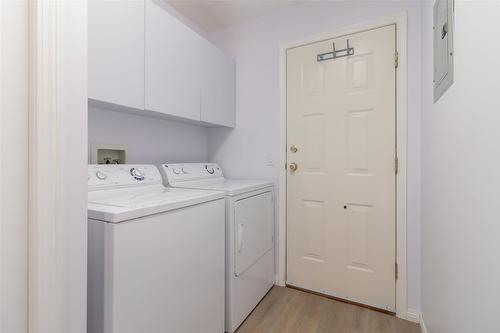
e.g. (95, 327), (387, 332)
(433, 0), (454, 103)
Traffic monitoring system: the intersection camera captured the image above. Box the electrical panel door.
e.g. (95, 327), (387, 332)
(434, 0), (455, 102)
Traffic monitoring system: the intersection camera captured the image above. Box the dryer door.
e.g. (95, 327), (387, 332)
(234, 191), (273, 276)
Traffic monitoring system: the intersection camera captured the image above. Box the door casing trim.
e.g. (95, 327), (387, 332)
(28, 1), (88, 332)
(277, 12), (409, 320)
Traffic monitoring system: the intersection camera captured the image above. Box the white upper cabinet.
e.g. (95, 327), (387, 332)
(200, 39), (236, 128)
(89, 0), (235, 127)
(88, 0), (145, 110)
(145, 0), (202, 122)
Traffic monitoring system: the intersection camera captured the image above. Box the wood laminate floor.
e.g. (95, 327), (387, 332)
(236, 287), (420, 333)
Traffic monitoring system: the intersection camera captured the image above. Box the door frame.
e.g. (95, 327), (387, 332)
(277, 12), (409, 320)
(28, 1), (88, 332)
(0, 1), (29, 331)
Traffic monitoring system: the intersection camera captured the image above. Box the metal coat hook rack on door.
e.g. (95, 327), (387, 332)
(317, 39), (354, 62)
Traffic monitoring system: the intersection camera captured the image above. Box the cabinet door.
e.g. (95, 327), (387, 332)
(88, 0), (145, 110)
(200, 40), (236, 127)
(145, 0), (201, 121)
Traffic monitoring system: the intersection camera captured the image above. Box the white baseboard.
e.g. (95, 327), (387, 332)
(275, 274), (285, 287)
(420, 314), (428, 333)
(406, 308), (421, 323)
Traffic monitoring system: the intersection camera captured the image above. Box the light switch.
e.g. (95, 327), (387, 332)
(265, 154), (275, 166)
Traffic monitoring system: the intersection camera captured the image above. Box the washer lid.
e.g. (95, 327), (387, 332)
(88, 185), (224, 223)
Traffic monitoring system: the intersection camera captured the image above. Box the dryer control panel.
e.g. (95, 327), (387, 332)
(88, 164), (162, 190)
(160, 163), (223, 185)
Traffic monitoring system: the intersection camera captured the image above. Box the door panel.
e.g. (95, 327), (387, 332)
(200, 38), (236, 127)
(286, 25), (396, 311)
(234, 192), (273, 276)
(145, 0), (202, 121)
(88, 0), (145, 110)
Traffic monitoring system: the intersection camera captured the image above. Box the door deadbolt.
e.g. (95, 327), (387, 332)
(290, 145), (298, 153)
(289, 162), (298, 171)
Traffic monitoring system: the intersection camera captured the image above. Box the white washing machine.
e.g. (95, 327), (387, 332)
(160, 163), (275, 333)
(87, 164), (225, 333)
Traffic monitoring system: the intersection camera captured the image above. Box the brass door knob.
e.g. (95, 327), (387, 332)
(290, 145), (298, 153)
(289, 162), (298, 171)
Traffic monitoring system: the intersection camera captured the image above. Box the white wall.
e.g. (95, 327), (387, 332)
(88, 107), (209, 164)
(58, 3), (89, 332)
(421, 1), (500, 332)
(0, 1), (28, 332)
(208, 0), (423, 312)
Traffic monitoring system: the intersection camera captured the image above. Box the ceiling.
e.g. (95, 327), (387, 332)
(167, 1), (302, 32)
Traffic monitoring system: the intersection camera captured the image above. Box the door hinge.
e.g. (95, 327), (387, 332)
(394, 50), (399, 69)
(395, 263), (399, 280)
(394, 156), (399, 175)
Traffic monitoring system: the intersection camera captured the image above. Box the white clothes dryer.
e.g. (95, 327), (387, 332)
(160, 163), (275, 333)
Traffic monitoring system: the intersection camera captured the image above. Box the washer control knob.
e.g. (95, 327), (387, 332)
(172, 168), (181, 175)
(205, 165), (215, 174)
(130, 167), (145, 181)
(96, 171), (107, 180)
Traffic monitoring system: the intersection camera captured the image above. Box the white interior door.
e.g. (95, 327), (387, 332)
(286, 25), (397, 311)
(0, 1), (29, 331)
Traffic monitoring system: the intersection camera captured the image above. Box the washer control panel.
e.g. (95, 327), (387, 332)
(130, 167), (145, 181)
(160, 163), (223, 185)
(88, 165), (162, 190)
